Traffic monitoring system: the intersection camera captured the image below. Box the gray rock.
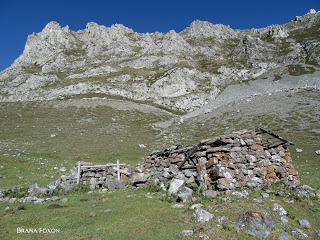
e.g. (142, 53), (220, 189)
(273, 203), (287, 216)
(292, 229), (308, 238)
(190, 203), (203, 210)
(104, 209), (112, 213)
(296, 148), (303, 153)
(298, 219), (311, 229)
(203, 190), (219, 198)
(168, 178), (185, 196)
(216, 215), (227, 224)
(0, 191), (5, 198)
(253, 198), (263, 204)
(198, 235), (209, 240)
(28, 183), (50, 197)
(177, 187), (193, 202)
(280, 216), (289, 226)
(171, 203), (185, 209)
(261, 192), (269, 198)
(89, 178), (98, 190)
(237, 211), (274, 240)
(60, 181), (77, 192)
(9, 198), (16, 204)
(105, 179), (126, 190)
(194, 208), (213, 223)
(181, 229), (194, 237)
(279, 232), (292, 240)
(315, 150), (320, 155)
(130, 172), (149, 186)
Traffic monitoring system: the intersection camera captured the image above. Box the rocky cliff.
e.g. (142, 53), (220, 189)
(0, 9), (319, 111)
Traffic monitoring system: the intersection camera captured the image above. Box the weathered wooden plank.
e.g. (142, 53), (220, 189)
(259, 128), (294, 145)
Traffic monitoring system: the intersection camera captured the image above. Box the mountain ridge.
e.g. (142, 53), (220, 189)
(0, 9), (319, 111)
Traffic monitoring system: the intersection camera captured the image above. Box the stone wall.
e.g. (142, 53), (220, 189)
(140, 129), (299, 192)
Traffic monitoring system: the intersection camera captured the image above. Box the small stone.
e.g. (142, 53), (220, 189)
(190, 203), (203, 210)
(198, 235), (209, 240)
(261, 192), (269, 198)
(273, 203), (287, 216)
(280, 216), (289, 226)
(203, 190), (218, 198)
(232, 191), (248, 198)
(194, 208), (213, 223)
(292, 229), (308, 238)
(61, 198), (68, 203)
(296, 148), (303, 153)
(253, 198), (263, 204)
(279, 232), (292, 240)
(298, 219), (311, 229)
(181, 229), (193, 237)
(138, 144), (146, 148)
(216, 215), (227, 224)
(59, 167), (66, 172)
(4, 206), (10, 211)
(89, 211), (96, 217)
(315, 150), (320, 155)
(101, 188), (108, 193)
(171, 203), (184, 209)
(104, 209), (112, 213)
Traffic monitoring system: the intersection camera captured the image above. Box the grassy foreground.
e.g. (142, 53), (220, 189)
(1, 186), (320, 240)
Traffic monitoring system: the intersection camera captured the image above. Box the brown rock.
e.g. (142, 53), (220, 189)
(250, 144), (264, 151)
(205, 158), (215, 169)
(266, 165), (275, 174)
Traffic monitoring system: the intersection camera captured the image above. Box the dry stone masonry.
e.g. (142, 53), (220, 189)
(55, 129), (299, 195)
(141, 129), (298, 193)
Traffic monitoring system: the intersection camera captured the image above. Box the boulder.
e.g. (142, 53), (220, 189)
(194, 207), (213, 223)
(168, 178), (185, 196)
(177, 187), (193, 202)
(105, 179), (126, 190)
(237, 211), (274, 239)
(298, 219), (311, 229)
(130, 172), (149, 186)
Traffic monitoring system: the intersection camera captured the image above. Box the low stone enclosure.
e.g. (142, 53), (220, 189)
(2, 128), (312, 204)
(58, 128), (299, 195)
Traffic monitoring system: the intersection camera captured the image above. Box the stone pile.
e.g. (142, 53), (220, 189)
(57, 162), (133, 191)
(141, 129), (299, 192)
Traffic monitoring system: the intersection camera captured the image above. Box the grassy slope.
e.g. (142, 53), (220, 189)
(0, 89), (319, 239)
(0, 101), (171, 188)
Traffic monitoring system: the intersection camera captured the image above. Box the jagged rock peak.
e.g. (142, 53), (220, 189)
(85, 22), (134, 35)
(42, 21), (70, 33)
(181, 20), (237, 39)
